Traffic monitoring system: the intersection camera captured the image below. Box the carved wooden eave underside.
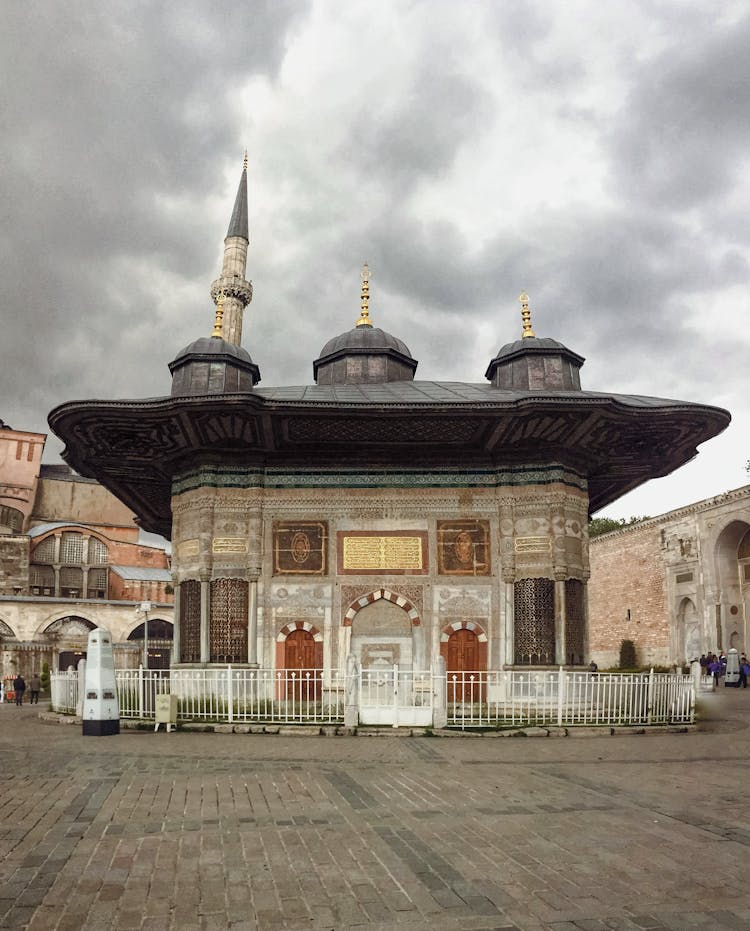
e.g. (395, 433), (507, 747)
(48, 385), (730, 539)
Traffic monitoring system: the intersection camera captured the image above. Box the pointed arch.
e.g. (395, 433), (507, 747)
(343, 589), (420, 627)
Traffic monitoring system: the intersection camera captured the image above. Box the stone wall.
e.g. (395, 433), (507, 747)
(588, 523), (668, 667)
(588, 484), (750, 668)
(0, 534), (29, 595)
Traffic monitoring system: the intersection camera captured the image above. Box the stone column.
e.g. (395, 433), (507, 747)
(554, 577), (566, 665)
(199, 572), (211, 663)
(502, 570), (515, 666)
(247, 575), (258, 666)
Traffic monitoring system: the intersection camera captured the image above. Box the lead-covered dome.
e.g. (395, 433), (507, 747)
(169, 336), (261, 396)
(313, 264), (418, 385)
(313, 324), (417, 385)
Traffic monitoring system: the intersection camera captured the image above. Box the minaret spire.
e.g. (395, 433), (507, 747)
(520, 291), (535, 338)
(355, 263), (373, 327)
(210, 153), (253, 345)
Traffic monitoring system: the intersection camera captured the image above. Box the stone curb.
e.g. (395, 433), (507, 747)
(38, 711), (693, 737)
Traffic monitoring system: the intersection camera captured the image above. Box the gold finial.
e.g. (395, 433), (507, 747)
(242, 150), (248, 171)
(356, 262), (373, 327)
(212, 290), (226, 338)
(520, 290), (535, 338)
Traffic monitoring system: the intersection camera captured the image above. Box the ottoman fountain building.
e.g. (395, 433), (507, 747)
(49, 160), (730, 679)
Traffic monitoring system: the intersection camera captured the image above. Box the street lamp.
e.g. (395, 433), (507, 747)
(137, 601), (152, 669)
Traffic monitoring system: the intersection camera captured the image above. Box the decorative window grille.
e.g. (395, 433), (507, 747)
(179, 580), (201, 663)
(89, 538), (108, 565)
(30, 565), (55, 594)
(60, 532), (85, 564)
(60, 566), (83, 597)
(0, 506), (23, 530)
(565, 579), (585, 665)
(210, 578), (248, 664)
(87, 568), (108, 598)
(33, 536), (56, 564)
(514, 577), (555, 665)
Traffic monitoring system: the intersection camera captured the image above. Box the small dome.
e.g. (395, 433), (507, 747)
(171, 336), (256, 366)
(318, 326), (415, 359)
(169, 336), (260, 396)
(313, 326), (417, 385)
(485, 336), (584, 391)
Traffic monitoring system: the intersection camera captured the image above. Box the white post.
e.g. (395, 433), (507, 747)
(432, 656), (447, 729)
(646, 667), (655, 725)
(557, 666), (565, 727)
(392, 663), (399, 729)
(138, 664), (144, 719)
(227, 664), (233, 724)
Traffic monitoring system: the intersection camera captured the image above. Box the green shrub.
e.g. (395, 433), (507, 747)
(40, 661), (50, 693)
(619, 639), (637, 668)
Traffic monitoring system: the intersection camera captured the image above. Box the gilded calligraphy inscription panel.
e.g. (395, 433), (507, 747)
(337, 531), (428, 575)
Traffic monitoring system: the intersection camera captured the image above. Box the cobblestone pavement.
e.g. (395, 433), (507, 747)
(1, 689), (749, 931)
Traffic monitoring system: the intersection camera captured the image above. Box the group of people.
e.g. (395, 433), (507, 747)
(0, 673), (42, 706)
(699, 652), (750, 688)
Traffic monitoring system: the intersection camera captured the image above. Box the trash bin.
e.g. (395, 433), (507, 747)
(155, 693), (178, 731)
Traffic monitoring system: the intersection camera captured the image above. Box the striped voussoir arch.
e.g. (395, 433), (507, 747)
(276, 621), (323, 642)
(440, 620), (488, 642)
(343, 588), (421, 627)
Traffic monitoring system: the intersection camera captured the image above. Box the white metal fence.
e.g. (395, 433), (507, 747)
(445, 669), (694, 727)
(51, 666), (694, 727)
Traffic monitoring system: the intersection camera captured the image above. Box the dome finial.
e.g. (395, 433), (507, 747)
(520, 290), (535, 338)
(356, 262), (373, 327)
(212, 290), (226, 338)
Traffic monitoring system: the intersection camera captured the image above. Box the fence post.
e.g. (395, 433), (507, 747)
(432, 656), (447, 729)
(646, 667), (655, 724)
(392, 663), (399, 729)
(344, 654), (359, 728)
(557, 666), (565, 727)
(138, 664), (144, 720)
(227, 664), (233, 724)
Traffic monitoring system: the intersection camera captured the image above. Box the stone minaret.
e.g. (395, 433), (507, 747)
(209, 154), (253, 346)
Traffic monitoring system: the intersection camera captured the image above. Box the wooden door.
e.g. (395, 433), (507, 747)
(446, 629), (484, 702)
(284, 630), (322, 701)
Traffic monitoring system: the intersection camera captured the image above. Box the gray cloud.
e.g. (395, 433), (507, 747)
(1, 1), (747, 517)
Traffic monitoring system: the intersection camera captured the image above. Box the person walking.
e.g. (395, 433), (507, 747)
(740, 656), (750, 689)
(13, 674), (26, 706)
(29, 673), (41, 704)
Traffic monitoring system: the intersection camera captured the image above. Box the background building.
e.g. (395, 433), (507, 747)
(0, 420), (174, 678)
(588, 484), (750, 667)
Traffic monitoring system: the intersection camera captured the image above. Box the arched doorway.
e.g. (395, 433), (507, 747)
(441, 622), (488, 702)
(677, 598), (700, 664)
(277, 622), (323, 701)
(714, 521), (749, 654)
(44, 616), (96, 671)
(128, 619), (174, 669)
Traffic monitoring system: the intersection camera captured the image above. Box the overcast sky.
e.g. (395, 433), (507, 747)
(3, 0), (749, 523)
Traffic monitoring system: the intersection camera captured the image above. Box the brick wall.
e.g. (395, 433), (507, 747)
(588, 523), (670, 667)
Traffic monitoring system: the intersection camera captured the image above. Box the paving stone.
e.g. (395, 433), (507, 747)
(1, 689), (750, 930)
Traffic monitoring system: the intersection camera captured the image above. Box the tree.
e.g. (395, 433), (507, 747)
(588, 515), (650, 538)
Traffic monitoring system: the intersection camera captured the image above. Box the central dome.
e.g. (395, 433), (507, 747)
(313, 324), (417, 385)
(313, 264), (418, 385)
